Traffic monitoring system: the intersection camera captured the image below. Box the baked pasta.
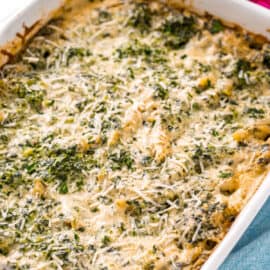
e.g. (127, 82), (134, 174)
(0, 0), (270, 269)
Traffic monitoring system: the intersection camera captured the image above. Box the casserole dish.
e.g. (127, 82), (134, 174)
(0, 1), (270, 269)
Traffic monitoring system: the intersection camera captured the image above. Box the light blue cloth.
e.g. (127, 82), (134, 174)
(220, 197), (270, 270)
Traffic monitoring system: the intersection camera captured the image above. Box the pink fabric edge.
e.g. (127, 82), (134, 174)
(250, 0), (270, 8)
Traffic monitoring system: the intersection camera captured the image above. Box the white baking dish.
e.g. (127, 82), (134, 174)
(0, 1), (270, 269)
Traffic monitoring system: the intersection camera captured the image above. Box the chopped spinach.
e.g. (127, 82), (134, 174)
(235, 59), (252, 73)
(14, 83), (45, 112)
(101, 235), (111, 247)
(128, 3), (152, 32)
(245, 107), (265, 118)
(153, 84), (168, 100)
(115, 40), (166, 64)
(218, 171), (233, 178)
(209, 19), (224, 34)
(161, 15), (197, 49)
(234, 59), (253, 89)
(66, 47), (91, 65)
(109, 149), (134, 170)
(263, 50), (270, 69)
(97, 9), (112, 24)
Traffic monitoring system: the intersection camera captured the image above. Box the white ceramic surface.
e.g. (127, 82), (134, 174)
(190, 0), (270, 40)
(202, 174), (270, 270)
(0, 0), (33, 23)
(0, 1), (270, 269)
(0, 0), (63, 45)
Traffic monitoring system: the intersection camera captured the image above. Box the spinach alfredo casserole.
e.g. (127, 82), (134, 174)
(0, 0), (270, 269)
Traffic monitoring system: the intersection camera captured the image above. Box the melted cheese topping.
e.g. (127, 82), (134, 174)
(0, 1), (270, 269)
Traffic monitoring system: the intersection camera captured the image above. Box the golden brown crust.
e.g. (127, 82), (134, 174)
(0, 1), (269, 269)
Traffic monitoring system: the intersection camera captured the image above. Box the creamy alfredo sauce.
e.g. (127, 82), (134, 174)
(0, 0), (270, 269)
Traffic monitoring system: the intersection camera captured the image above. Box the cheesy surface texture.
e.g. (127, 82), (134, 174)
(0, 1), (270, 269)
